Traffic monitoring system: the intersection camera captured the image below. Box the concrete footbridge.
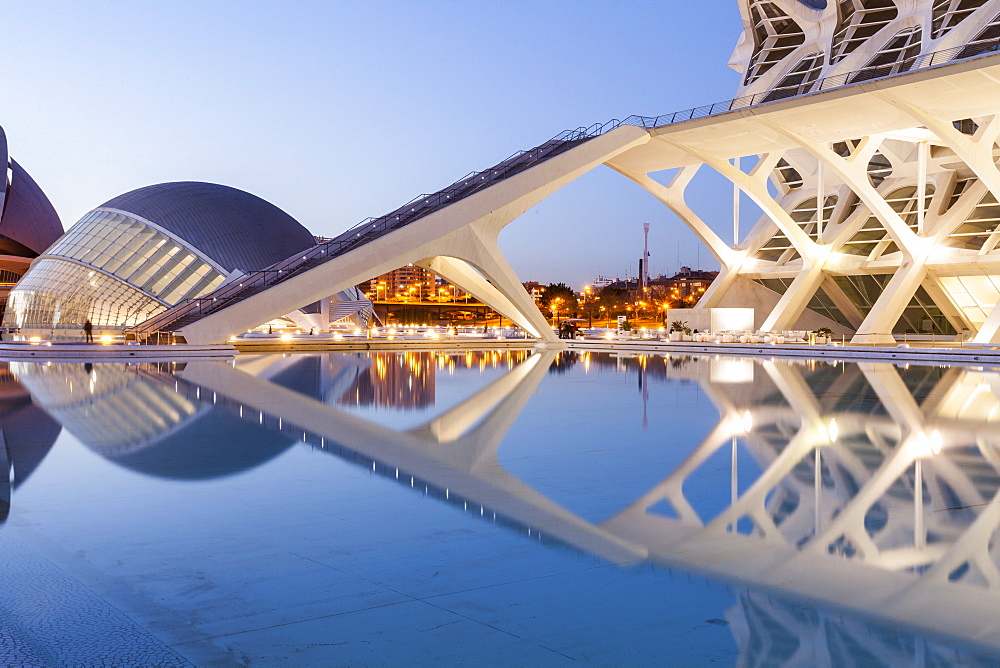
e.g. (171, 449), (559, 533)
(129, 38), (1000, 345)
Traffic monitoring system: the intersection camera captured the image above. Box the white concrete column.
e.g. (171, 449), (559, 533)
(917, 140), (928, 236)
(879, 97), (1000, 206)
(320, 296), (330, 330)
(662, 141), (822, 258)
(760, 261), (828, 333)
(760, 124), (922, 255)
(852, 260), (927, 345)
(974, 298), (1000, 343)
(608, 164), (738, 266)
(415, 252), (554, 341)
(820, 275), (865, 329)
(696, 265), (741, 310)
(817, 157), (825, 239)
(733, 156), (741, 246)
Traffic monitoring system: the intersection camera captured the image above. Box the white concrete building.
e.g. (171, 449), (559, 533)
(129, 0), (1000, 346)
(704, 0), (1000, 343)
(14, 0), (1000, 346)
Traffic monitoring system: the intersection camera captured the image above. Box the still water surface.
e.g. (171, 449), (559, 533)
(1, 349), (999, 665)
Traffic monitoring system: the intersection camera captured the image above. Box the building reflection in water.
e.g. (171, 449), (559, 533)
(336, 350), (532, 410)
(0, 361), (60, 522)
(8, 357), (326, 481)
(8, 350), (1000, 663)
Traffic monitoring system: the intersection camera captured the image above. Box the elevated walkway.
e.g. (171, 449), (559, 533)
(128, 130), (611, 341)
(125, 37), (1000, 345)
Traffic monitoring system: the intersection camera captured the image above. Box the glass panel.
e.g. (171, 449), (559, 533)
(21, 209), (226, 325)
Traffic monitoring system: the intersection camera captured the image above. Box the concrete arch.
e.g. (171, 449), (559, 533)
(170, 126), (651, 344)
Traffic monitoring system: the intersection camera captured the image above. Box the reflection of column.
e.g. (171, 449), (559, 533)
(409, 351), (544, 444)
(730, 437), (737, 533)
(151, 350), (1000, 653)
(177, 350), (645, 563)
(607, 417), (741, 527)
(0, 431), (9, 522)
(814, 447), (821, 536)
(914, 458), (924, 551)
(641, 363), (648, 429)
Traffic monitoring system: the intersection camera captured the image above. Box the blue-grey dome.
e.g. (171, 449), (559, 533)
(2, 159), (64, 256)
(796, 0), (827, 9)
(0, 124), (63, 257)
(98, 181), (316, 272)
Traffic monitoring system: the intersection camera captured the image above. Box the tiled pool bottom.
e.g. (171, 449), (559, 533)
(1, 350), (999, 665)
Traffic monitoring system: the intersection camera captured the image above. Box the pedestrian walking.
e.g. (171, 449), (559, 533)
(84, 319), (93, 343)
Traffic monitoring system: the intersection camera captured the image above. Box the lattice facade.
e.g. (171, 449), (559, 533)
(718, 0), (1000, 342)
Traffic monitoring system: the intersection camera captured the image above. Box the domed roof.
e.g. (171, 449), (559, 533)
(98, 181), (316, 272)
(1, 159), (65, 256)
(0, 124), (64, 257)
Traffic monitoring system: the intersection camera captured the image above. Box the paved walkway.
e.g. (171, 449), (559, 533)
(0, 534), (192, 667)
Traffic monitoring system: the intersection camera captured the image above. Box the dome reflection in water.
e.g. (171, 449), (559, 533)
(0, 362), (60, 522)
(3, 350), (1000, 665)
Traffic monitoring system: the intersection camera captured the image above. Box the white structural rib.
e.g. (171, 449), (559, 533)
(177, 126), (650, 344)
(173, 50), (1000, 345)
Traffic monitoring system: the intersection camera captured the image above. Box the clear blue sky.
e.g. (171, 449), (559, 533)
(5, 0), (745, 288)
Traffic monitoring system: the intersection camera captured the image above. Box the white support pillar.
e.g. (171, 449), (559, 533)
(320, 296), (330, 330)
(878, 97), (1000, 206)
(760, 262), (828, 333)
(853, 260), (927, 345)
(759, 124), (932, 343)
(917, 140), (929, 237)
(760, 123), (921, 255)
(974, 299), (1000, 343)
(643, 143), (835, 323)
(608, 164), (738, 266)
(409, 237), (557, 337)
(816, 153), (824, 239)
(414, 256), (538, 336)
(662, 140), (821, 259)
(610, 163), (747, 313)
(696, 265), (742, 310)
(733, 156), (741, 247)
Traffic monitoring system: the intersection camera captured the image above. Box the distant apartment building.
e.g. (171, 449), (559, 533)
(363, 265), (467, 301)
(597, 267), (719, 306)
(338, 351), (435, 410)
(656, 267), (720, 303)
(522, 281), (545, 304)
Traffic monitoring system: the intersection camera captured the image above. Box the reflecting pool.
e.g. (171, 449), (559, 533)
(2, 349), (1000, 665)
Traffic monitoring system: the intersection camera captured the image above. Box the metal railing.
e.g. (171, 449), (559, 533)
(128, 35), (1000, 338)
(613, 37), (1000, 129)
(130, 128), (612, 335)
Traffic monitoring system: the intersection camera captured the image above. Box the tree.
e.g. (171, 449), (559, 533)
(538, 282), (579, 316)
(595, 286), (627, 315)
